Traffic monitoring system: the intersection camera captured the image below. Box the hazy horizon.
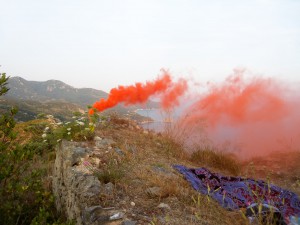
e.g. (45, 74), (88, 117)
(1, 0), (300, 92)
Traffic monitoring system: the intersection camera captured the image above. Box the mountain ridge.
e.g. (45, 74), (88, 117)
(6, 76), (108, 108)
(1, 76), (159, 121)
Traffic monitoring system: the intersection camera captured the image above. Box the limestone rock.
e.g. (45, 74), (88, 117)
(157, 203), (171, 210)
(94, 136), (102, 141)
(52, 141), (102, 225)
(71, 147), (88, 166)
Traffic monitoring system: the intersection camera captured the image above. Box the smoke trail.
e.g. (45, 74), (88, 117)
(89, 70), (188, 114)
(161, 77), (188, 109)
(178, 69), (300, 158)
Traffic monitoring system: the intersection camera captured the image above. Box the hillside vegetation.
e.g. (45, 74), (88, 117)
(0, 76), (159, 122)
(1, 74), (299, 225)
(6, 76), (108, 107)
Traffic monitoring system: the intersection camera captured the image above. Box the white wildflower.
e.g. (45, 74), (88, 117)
(67, 128), (71, 131)
(43, 140), (47, 142)
(44, 127), (49, 131)
(57, 139), (62, 143)
(42, 133), (47, 139)
(65, 122), (71, 125)
(67, 132), (71, 135)
(89, 122), (94, 126)
(77, 121), (84, 126)
(72, 116), (76, 119)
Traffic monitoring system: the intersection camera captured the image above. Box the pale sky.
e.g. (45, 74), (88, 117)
(0, 0), (299, 92)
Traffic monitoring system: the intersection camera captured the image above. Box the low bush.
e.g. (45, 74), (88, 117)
(0, 74), (85, 224)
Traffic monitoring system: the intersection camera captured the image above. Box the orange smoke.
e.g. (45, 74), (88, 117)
(89, 71), (188, 114)
(179, 69), (300, 158)
(189, 75), (288, 126)
(161, 78), (188, 109)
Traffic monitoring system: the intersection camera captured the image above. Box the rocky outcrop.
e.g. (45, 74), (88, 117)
(52, 141), (124, 225)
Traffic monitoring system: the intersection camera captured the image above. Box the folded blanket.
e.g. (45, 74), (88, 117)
(174, 165), (300, 224)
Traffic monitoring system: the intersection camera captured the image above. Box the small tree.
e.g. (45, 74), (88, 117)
(0, 73), (18, 146)
(0, 73), (18, 179)
(0, 73), (10, 96)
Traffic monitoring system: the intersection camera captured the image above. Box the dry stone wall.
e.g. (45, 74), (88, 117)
(52, 141), (127, 225)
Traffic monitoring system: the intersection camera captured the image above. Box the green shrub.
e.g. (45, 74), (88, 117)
(36, 113), (46, 119)
(97, 163), (124, 184)
(0, 74), (71, 224)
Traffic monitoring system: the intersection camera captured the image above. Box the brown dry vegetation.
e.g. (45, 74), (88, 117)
(13, 119), (49, 144)
(8, 113), (299, 225)
(4, 112), (299, 224)
(84, 113), (300, 225)
(242, 151), (300, 197)
(89, 116), (249, 225)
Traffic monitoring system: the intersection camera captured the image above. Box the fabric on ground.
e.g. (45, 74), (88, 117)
(174, 165), (300, 223)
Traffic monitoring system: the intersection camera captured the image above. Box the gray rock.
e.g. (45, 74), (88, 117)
(146, 187), (162, 197)
(157, 203), (171, 210)
(83, 205), (104, 223)
(94, 136), (102, 141)
(83, 205), (125, 224)
(109, 212), (125, 220)
(115, 147), (125, 155)
(81, 175), (101, 197)
(104, 182), (114, 195)
(71, 147), (88, 166)
(52, 141), (103, 225)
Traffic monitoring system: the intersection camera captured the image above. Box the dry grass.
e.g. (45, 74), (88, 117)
(243, 151), (300, 196)
(190, 146), (241, 176)
(12, 119), (49, 145)
(84, 112), (300, 225)
(91, 114), (250, 225)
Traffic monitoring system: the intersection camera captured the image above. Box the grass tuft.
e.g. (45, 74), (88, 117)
(190, 146), (241, 175)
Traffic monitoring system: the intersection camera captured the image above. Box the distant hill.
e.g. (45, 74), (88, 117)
(1, 76), (159, 122)
(6, 76), (108, 108)
(0, 97), (83, 121)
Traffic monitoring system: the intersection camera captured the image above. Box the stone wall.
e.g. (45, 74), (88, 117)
(52, 141), (125, 225)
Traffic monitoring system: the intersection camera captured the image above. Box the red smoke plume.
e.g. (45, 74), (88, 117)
(179, 69), (300, 158)
(89, 71), (188, 114)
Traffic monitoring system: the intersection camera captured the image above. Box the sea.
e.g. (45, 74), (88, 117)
(136, 109), (174, 132)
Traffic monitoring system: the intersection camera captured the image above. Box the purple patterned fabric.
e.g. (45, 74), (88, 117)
(174, 165), (300, 223)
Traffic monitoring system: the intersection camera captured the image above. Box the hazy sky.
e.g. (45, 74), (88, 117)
(0, 0), (299, 92)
